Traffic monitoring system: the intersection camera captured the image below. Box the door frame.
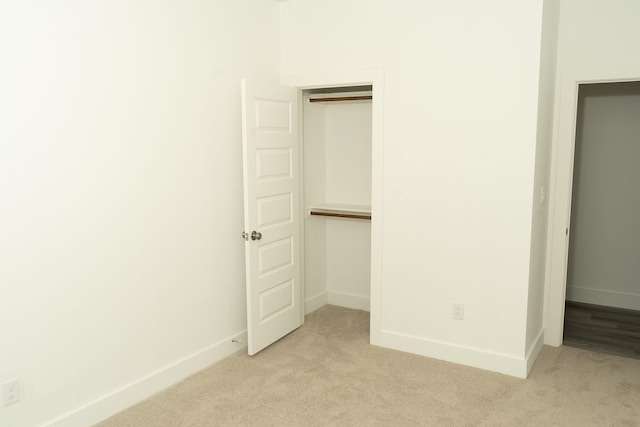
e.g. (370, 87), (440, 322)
(544, 64), (640, 346)
(283, 69), (384, 344)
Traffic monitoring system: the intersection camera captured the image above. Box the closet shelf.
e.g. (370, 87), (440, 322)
(308, 95), (372, 103)
(308, 203), (371, 220)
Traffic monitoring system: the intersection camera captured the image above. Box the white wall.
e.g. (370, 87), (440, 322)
(324, 102), (372, 310)
(281, 0), (546, 377)
(326, 220), (371, 310)
(556, 0), (640, 69)
(567, 82), (640, 310)
(303, 104), (328, 311)
(526, 0), (560, 364)
(0, 1), (280, 426)
(324, 102), (371, 311)
(325, 102), (373, 206)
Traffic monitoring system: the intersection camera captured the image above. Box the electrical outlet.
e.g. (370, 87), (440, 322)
(452, 303), (464, 320)
(3, 378), (21, 407)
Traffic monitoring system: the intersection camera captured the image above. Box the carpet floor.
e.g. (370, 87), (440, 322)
(97, 305), (640, 426)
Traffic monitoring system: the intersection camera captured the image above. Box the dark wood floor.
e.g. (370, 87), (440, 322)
(563, 301), (640, 360)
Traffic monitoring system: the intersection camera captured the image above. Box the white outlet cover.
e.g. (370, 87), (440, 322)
(3, 378), (21, 407)
(452, 303), (464, 320)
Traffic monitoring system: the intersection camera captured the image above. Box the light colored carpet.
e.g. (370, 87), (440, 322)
(97, 305), (640, 426)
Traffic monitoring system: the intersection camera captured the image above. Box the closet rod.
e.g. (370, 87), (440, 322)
(308, 95), (372, 103)
(309, 211), (372, 220)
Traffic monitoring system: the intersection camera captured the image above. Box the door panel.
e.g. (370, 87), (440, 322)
(260, 279), (295, 321)
(258, 237), (293, 276)
(256, 148), (292, 180)
(241, 79), (301, 355)
(257, 194), (293, 228)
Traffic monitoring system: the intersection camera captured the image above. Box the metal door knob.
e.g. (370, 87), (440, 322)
(242, 231), (250, 241)
(251, 231), (262, 241)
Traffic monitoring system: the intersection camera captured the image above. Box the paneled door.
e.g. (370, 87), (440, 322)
(240, 79), (302, 355)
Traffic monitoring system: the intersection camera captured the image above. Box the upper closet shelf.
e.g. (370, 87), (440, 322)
(308, 203), (371, 220)
(306, 87), (373, 103)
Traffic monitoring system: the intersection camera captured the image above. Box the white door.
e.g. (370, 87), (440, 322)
(241, 79), (302, 355)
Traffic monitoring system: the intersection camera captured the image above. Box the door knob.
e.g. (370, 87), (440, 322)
(251, 231), (262, 241)
(242, 231), (250, 241)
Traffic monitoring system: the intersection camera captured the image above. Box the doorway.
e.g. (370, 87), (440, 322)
(284, 69), (385, 346)
(561, 81), (640, 359)
(545, 65), (640, 348)
(302, 85), (373, 315)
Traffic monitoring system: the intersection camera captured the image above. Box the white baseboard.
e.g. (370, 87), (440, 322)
(371, 329), (529, 378)
(306, 292), (370, 314)
(526, 329), (545, 376)
(46, 331), (248, 427)
(567, 286), (640, 311)
(305, 292), (328, 314)
(327, 291), (370, 312)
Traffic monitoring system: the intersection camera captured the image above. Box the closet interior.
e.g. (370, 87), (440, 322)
(302, 85), (373, 314)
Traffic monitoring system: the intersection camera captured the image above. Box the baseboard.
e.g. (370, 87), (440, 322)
(46, 331), (248, 427)
(525, 329), (545, 376)
(371, 329), (529, 378)
(305, 292), (328, 314)
(566, 286), (640, 311)
(306, 292), (370, 314)
(327, 291), (370, 312)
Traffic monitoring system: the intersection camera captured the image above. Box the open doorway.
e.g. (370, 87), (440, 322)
(283, 69), (385, 348)
(546, 64), (640, 349)
(302, 85), (373, 315)
(561, 82), (640, 359)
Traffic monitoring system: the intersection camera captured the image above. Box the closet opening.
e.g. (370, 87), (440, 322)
(301, 85), (373, 315)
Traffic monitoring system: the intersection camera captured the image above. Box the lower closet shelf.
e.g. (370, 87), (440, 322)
(308, 203), (371, 220)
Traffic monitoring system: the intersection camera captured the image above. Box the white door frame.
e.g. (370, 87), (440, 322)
(282, 69), (384, 344)
(544, 64), (640, 346)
